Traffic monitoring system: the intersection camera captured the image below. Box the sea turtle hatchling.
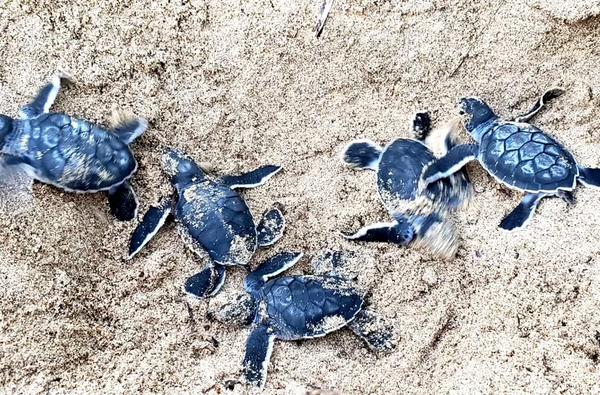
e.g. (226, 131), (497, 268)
(340, 112), (473, 259)
(128, 147), (285, 298)
(0, 72), (145, 220)
(217, 250), (396, 388)
(421, 88), (600, 230)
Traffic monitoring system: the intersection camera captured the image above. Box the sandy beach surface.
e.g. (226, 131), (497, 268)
(2, 0), (600, 394)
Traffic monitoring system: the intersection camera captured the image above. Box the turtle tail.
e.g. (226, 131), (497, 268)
(578, 166), (600, 189)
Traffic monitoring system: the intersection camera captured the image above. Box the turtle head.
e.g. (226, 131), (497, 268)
(217, 293), (257, 326)
(0, 115), (14, 147)
(161, 148), (205, 189)
(391, 214), (415, 245)
(458, 97), (497, 142)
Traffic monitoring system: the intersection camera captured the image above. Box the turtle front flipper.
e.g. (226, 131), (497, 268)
(256, 206), (285, 247)
(499, 192), (546, 231)
(108, 181), (138, 221)
(347, 310), (396, 353)
(421, 144), (479, 187)
(219, 165), (281, 189)
(513, 88), (565, 123)
(242, 325), (276, 388)
(411, 111), (432, 141)
(184, 263), (227, 298)
(110, 112), (147, 144)
(342, 219), (414, 246)
(0, 155), (34, 216)
(244, 252), (303, 292)
(128, 198), (172, 259)
(341, 139), (382, 170)
(18, 72), (73, 119)
(578, 166), (600, 189)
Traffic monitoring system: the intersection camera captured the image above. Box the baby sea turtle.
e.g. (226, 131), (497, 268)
(340, 112), (473, 258)
(218, 250), (395, 388)
(422, 88), (600, 230)
(128, 148), (285, 298)
(0, 72), (144, 220)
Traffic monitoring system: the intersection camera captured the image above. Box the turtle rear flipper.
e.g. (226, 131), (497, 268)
(184, 263), (227, 298)
(499, 192), (546, 231)
(513, 87), (565, 123)
(341, 219), (414, 245)
(578, 166), (600, 189)
(108, 181), (138, 221)
(0, 156), (34, 216)
(128, 198), (172, 259)
(244, 252), (303, 292)
(347, 310), (396, 353)
(111, 112), (147, 144)
(341, 139), (382, 170)
(256, 206), (285, 247)
(421, 144), (479, 187)
(18, 72), (73, 119)
(243, 325), (275, 388)
(219, 165), (281, 189)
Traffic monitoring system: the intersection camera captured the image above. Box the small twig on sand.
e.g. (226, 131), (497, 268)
(313, 0), (334, 38)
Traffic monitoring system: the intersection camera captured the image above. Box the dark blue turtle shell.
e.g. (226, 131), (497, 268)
(5, 113), (136, 191)
(175, 180), (257, 266)
(478, 122), (577, 192)
(377, 139), (465, 209)
(256, 275), (363, 340)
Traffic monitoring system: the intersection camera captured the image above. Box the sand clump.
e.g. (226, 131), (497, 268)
(2, 0), (600, 394)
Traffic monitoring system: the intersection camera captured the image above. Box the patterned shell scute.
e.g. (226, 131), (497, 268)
(175, 181), (256, 266)
(260, 275), (363, 340)
(479, 122), (577, 192)
(377, 139), (467, 211)
(377, 139), (433, 205)
(14, 113), (136, 191)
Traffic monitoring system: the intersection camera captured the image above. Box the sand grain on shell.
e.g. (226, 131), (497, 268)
(2, 0), (600, 394)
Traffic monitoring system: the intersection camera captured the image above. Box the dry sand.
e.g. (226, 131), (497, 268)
(2, 0), (600, 394)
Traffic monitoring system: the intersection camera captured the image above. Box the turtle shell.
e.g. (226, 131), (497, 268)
(7, 113), (136, 191)
(175, 180), (257, 266)
(257, 275), (363, 340)
(478, 122), (578, 192)
(377, 139), (465, 211)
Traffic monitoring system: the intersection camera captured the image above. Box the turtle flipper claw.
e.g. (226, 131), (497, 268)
(184, 264), (226, 298)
